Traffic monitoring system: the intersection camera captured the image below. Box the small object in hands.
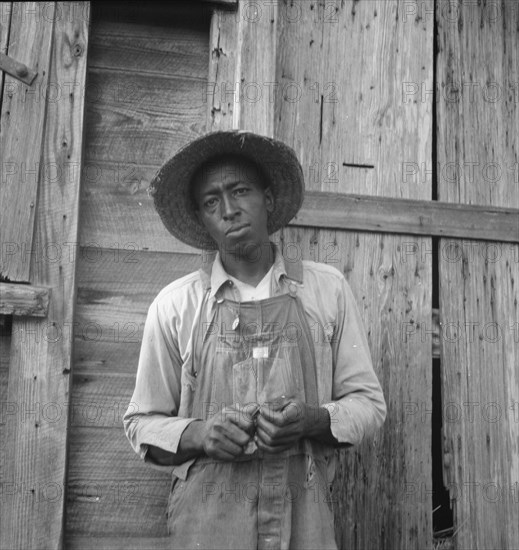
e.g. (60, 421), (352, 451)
(244, 439), (257, 455)
(232, 316), (240, 330)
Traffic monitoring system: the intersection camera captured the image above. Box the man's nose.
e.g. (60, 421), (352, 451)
(221, 194), (239, 220)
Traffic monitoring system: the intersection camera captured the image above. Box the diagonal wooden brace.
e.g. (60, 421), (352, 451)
(0, 51), (37, 85)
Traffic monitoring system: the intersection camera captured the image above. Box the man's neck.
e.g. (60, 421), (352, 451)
(219, 241), (275, 287)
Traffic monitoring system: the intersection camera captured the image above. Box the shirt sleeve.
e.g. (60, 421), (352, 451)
(123, 297), (199, 471)
(321, 275), (387, 446)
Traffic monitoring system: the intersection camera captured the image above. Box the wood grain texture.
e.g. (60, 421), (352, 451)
(0, 4), (90, 549)
(0, 282), (50, 317)
(65, 536), (174, 550)
(276, 1), (434, 548)
(65, 248), (201, 538)
(0, 326), (11, 488)
(0, 2), (55, 282)
(79, 11), (209, 254)
(66, 427), (170, 536)
(293, 191), (519, 242)
(207, 8), (238, 130)
(0, 51), (38, 85)
(437, 1), (519, 548)
(235, 0), (278, 136)
(0, 3), (12, 96)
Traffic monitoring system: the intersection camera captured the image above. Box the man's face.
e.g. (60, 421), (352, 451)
(192, 157), (274, 252)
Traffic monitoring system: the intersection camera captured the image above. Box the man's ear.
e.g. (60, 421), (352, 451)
(264, 186), (274, 213)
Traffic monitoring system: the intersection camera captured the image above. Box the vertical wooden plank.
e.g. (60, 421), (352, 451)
(207, 7), (238, 131)
(207, 0), (278, 135)
(235, 0), (278, 136)
(0, 2), (55, 282)
(276, 1), (433, 548)
(0, 3), (90, 549)
(437, 1), (519, 548)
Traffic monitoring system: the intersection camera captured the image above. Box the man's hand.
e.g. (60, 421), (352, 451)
(200, 404), (256, 461)
(255, 398), (332, 453)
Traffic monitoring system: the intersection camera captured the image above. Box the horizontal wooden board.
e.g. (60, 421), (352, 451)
(74, 339), (142, 375)
(79, 11), (209, 253)
(84, 70), (206, 166)
(78, 158), (200, 253)
(71, 249), (202, 425)
(293, 191), (519, 243)
(75, 247), (200, 316)
(0, 282), (50, 317)
(70, 372), (136, 429)
(89, 18), (208, 79)
(65, 536), (173, 550)
(66, 427), (170, 536)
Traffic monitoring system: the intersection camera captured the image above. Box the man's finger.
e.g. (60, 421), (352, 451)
(223, 405), (256, 433)
(255, 434), (293, 454)
(219, 421), (252, 447)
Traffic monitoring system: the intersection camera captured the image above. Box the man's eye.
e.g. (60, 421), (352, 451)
(204, 198), (218, 207)
(234, 187), (248, 195)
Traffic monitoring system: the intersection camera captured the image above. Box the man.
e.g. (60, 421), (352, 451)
(124, 130), (386, 550)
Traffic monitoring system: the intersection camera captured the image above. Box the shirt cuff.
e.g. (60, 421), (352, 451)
(139, 417), (200, 467)
(321, 400), (363, 445)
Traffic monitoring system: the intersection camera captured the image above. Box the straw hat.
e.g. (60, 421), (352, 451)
(148, 130), (305, 250)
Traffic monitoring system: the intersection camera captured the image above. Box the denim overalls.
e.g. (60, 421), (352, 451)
(167, 256), (338, 550)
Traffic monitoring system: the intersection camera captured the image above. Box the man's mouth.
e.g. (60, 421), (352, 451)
(225, 223), (250, 235)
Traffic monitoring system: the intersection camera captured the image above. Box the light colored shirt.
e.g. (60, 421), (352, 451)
(228, 263), (273, 301)
(123, 243), (387, 471)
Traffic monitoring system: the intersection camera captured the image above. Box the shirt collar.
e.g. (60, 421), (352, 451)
(199, 241), (303, 300)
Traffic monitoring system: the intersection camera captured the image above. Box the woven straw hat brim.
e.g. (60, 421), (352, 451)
(148, 130), (304, 250)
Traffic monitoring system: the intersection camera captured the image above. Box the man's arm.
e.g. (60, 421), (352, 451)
(147, 406), (257, 465)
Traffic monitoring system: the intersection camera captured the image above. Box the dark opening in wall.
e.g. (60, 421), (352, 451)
(432, 356), (454, 538)
(431, 0), (454, 539)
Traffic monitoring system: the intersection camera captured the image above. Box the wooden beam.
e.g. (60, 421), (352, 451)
(0, 3), (90, 549)
(0, 2), (55, 282)
(0, 51), (38, 85)
(0, 282), (50, 317)
(292, 191), (519, 243)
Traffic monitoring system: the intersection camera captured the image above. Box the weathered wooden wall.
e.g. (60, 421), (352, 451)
(274, 2), (434, 548)
(65, 3), (210, 547)
(1, 1), (517, 549)
(437, 1), (519, 547)
(0, 2), (89, 548)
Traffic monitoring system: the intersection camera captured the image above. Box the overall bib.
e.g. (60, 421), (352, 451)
(167, 260), (338, 550)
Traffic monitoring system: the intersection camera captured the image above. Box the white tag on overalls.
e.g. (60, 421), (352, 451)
(252, 346), (269, 359)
